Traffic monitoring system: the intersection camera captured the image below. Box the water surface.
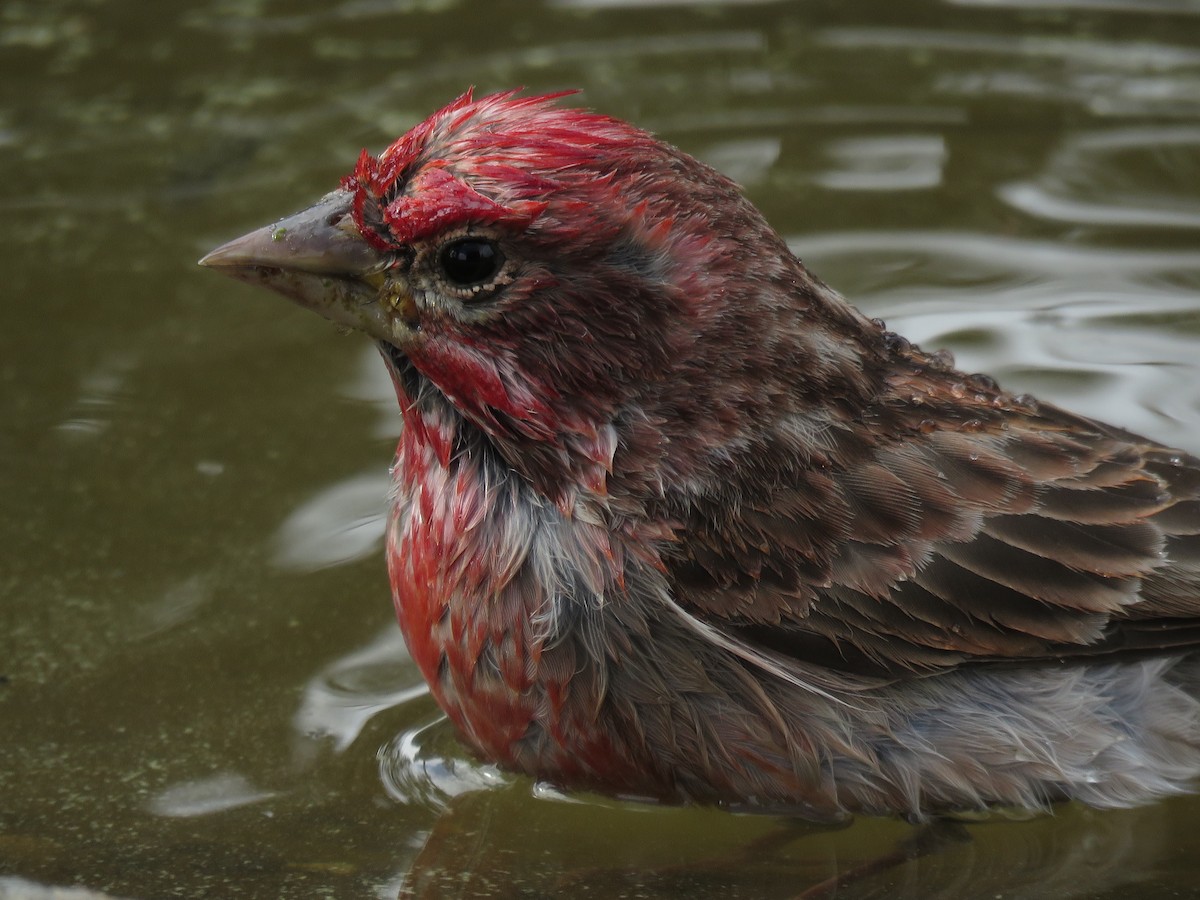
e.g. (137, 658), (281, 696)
(4, 0), (1200, 896)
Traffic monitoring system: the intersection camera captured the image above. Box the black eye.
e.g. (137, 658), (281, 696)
(439, 238), (504, 289)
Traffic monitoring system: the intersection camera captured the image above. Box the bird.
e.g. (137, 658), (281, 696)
(201, 89), (1200, 823)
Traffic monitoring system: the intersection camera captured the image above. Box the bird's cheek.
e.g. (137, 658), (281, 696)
(377, 279), (422, 330)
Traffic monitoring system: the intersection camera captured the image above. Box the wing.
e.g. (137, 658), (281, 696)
(661, 379), (1200, 677)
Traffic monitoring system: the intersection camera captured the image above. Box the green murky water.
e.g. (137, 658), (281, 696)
(4, 0), (1200, 897)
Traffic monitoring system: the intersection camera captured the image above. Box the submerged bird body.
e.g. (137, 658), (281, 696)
(203, 91), (1200, 821)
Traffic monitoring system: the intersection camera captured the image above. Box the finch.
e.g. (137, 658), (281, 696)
(202, 90), (1200, 822)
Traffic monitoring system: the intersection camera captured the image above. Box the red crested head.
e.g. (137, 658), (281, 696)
(342, 89), (641, 250)
(205, 90), (882, 511)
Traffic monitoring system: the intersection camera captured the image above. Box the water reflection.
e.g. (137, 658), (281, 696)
(292, 623), (503, 802)
(271, 472), (389, 572)
(948, 0), (1200, 14)
(54, 356), (137, 439)
(394, 791), (1184, 899)
(1002, 127), (1200, 228)
(814, 135), (946, 191)
(132, 573), (213, 639)
(6, 0), (1200, 897)
(147, 772), (275, 818)
(344, 344), (406, 438)
(0, 878), (127, 900)
(378, 716), (508, 810)
(698, 136), (781, 186)
(818, 26), (1200, 69)
(551, 0), (787, 8)
(293, 627), (424, 752)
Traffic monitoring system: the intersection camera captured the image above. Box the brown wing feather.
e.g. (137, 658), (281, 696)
(663, 388), (1200, 676)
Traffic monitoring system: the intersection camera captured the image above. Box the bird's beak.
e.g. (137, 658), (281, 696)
(199, 189), (404, 340)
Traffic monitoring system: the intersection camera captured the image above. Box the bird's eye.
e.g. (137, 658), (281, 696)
(439, 238), (504, 290)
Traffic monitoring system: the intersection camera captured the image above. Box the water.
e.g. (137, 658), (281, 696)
(3, 0), (1200, 896)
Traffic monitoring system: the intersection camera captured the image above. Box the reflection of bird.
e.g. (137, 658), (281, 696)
(202, 90), (1200, 822)
(394, 791), (1172, 900)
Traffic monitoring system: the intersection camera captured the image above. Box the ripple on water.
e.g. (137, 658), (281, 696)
(293, 627), (425, 753)
(146, 772), (275, 818)
(378, 715), (508, 809)
(1001, 128), (1200, 229)
(291, 609), (496, 809)
(272, 472), (389, 572)
(947, 0), (1200, 14)
(54, 355), (137, 439)
(698, 136), (781, 186)
(813, 135), (947, 192)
